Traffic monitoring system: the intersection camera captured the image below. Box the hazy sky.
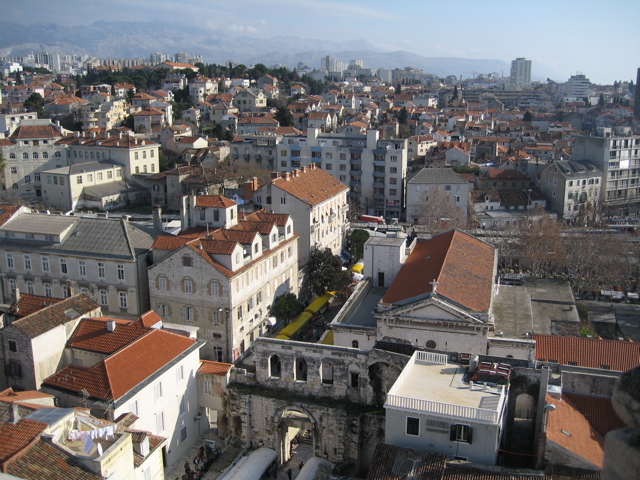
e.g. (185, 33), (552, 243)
(7, 0), (640, 84)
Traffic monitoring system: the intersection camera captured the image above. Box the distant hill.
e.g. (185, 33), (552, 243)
(0, 20), (512, 78)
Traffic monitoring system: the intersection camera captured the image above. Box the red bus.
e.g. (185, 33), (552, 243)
(360, 215), (386, 224)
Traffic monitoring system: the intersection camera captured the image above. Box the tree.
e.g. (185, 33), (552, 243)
(23, 93), (45, 117)
(272, 293), (304, 324)
(0, 152), (6, 173)
(308, 248), (352, 296)
(274, 105), (294, 127)
(396, 83), (402, 94)
(514, 210), (565, 277)
(523, 110), (533, 122)
(397, 106), (408, 125)
(413, 185), (467, 234)
(452, 85), (458, 101)
(347, 229), (370, 262)
(598, 94), (605, 107)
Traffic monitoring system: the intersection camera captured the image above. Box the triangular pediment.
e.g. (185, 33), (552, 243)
(376, 295), (485, 324)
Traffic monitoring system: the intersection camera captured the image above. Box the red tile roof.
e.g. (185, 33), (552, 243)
(383, 229), (496, 313)
(0, 419), (48, 464)
(566, 394), (625, 436)
(4, 438), (103, 479)
(532, 334), (640, 371)
(8, 125), (62, 139)
(152, 235), (191, 250)
(43, 329), (197, 401)
(269, 164), (348, 207)
(0, 204), (21, 227)
(546, 394), (604, 469)
(0, 389), (54, 404)
(10, 294), (100, 339)
(67, 317), (149, 354)
(194, 195), (237, 208)
(199, 360), (233, 376)
(7, 293), (64, 318)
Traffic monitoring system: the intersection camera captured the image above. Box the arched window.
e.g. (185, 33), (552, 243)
(352, 340), (359, 348)
(9, 153), (15, 159)
(42, 152), (48, 159)
(211, 281), (220, 296)
(23, 153), (28, 159)
(32, 152), (38, 159)
(269, 355), (282, 378)
(55, 151), (61, 157)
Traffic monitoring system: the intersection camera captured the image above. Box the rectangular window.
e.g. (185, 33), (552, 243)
(60, 258), (67, 274)
(44, 282), (52, 297)
(406, 417), (420, 436)
(8, 340), (17, 353)
(76, 175), (82, 184)
(6, 253), (14, 269)
(97, 262), (105, 278)
(157, 304), (168, 317)
(23, 254), (31, 270)
(450, 424), (473, 444)
(154, 382), (163, 401)
(212, 310), (220, 324)
(155, 411), (165, 433)
(130, 400), (139, 416)
(99, 289), (108, 305)
(204, 380), (212, 394)
(117, 264), (125, 281)
(183, 256), (192, 267)
(118, 291), (128, 309)
(184, 279), (193, 294)
(184, 306), (194, 321)
(159, 276), (167, 291)
(78, 260), (86, 276)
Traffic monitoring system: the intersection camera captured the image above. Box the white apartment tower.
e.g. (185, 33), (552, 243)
(510, 58), (531, 87)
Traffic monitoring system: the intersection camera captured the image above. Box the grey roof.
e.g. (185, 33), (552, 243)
(82, 180), (146, 199)
(0, 215), (76, 235)
(0, 214), (158, 260)
(553, 160), (602, 179)
(407, 167), (468, 185)
(43, 160), (122, 175)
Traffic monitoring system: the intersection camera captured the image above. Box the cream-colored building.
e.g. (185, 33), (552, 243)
(149, 195), (299, 363)
(251, 164), (350, 266)
(233, 88), (267, 111)
(0, 212), (158, 317)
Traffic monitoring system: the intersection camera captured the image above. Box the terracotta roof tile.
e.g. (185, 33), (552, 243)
(546, 394), (604, 469)
(0, 204), (20, 226)
(0, 419), (48, 463)
(8, 125), (62, 139)
(152, 235), (191, 250)
(383, 229), (496, 312)
(67, 317), (149, 354)
(566, 394), (625, 436)
(10, 294), (100, 339)
(532, 334), (640, 372)
(198, 360), (233, 376)
(44, 329), (197, 401)
(194, 195), (237, 208)
(4, 438), (103, 479)
(7, 293), (64, 318)
(269, 165), (348, 206)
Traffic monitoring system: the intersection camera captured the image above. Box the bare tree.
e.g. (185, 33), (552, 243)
(413, 185), (467, 235)
(514, 211), (565, 277)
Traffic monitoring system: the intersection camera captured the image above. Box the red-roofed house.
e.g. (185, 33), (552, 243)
(373, 229), (499, 356)
(41, 318), (203, 467)
(148, 195), (299, 363)
(197, 360), (232, 425)
(251, 163), (349, 265)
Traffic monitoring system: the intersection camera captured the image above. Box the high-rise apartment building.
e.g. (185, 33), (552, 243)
(566, 74), (591, 99)
(510, 57), (532, 87)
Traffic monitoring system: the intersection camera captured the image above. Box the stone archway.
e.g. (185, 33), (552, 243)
(273, 405), (319, 465)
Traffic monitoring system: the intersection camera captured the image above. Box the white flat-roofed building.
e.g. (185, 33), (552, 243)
(384, 351), (508, 465)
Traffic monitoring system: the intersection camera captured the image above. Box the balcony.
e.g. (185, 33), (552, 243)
(350, 158), (362, 166)
(328, 214), (336, 223)
(350, 169), (362, 175)
(373, 192), (386, 200)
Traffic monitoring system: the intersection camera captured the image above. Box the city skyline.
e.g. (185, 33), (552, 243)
(4, 0), (639, 85)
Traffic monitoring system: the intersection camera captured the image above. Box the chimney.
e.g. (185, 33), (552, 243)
(106, 320), (116, 332)
(152, 205), (163, 231)
(271, 171), (279, 179)
(104, 132), (110, 139)
(9, 403), (20, 424)
(301, 166), (307, 173)
(90, 131), (96, 138)
(12, 288), (20, 304)
(252, 176), (258, 191)
(73, 131), (80, 138)
(284, 172), (290, 181)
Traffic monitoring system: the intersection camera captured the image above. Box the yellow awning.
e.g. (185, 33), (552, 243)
(350, 264), (364, 273)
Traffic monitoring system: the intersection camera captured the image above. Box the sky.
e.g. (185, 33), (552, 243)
(6, 0), (640, 85)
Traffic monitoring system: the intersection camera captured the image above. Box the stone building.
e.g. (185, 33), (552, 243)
(148, 195), (299, 363)
(221, 337), (409, 474)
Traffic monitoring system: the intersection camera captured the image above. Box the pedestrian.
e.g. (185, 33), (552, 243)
(287, 468), (293, 480)
(184, 461), (190, 473)
(299, 460), (304, 470)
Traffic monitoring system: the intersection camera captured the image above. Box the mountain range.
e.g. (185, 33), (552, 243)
(0, 21), (518, 79)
